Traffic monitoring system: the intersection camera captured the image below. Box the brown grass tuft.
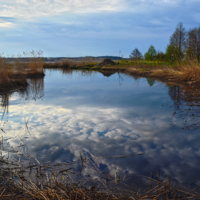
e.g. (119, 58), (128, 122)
(127, 60), (200, 87)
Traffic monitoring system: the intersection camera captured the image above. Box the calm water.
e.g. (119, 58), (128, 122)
(1, 69), (200, 188)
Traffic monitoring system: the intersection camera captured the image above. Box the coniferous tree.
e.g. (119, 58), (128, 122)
(145, 45), (157, 61)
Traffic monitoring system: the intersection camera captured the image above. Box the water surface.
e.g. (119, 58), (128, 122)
(1, 69), (200, 189)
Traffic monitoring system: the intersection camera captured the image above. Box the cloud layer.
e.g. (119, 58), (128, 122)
(0, 0), (125, 19)
(1, 0), (200, 57)
(0, 0), (197, 19)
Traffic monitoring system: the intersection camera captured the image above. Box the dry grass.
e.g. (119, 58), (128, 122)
(0, 109), (199, 200)
(0, 131), (198, 200)
(127, 61), (200, 88)
(44, 58), (103, 69)
(0, 51), (45, 92)
(0, 55), (27, 92)
(23, 50), (45, 77)
(0, 154), (199, 199)
(0, 56), (14, 84)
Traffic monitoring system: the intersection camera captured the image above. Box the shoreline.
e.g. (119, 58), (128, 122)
(0, 71), (45, 93)
(44, 60), (200, 91)
(1, 61), (200, 199)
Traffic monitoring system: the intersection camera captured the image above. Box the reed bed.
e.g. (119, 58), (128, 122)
(44, 57), (103, 69)
(0, 55), (28, 92)
(21, 50), (45, 78)
(0, 51), (45, 92)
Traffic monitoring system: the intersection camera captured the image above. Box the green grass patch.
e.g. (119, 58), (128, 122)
(91, 66), (101, 70)
(82, 66), (91, 69)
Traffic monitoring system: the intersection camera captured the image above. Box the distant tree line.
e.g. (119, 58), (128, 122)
(129, 22), (200, 63)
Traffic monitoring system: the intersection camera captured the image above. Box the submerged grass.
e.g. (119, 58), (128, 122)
(0, 143), (199, 199)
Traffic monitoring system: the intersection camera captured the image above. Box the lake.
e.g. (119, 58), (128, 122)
(1, 69), (200, 190)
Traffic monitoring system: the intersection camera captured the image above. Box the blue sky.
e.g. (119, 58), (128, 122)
(0, 0), (200, 57)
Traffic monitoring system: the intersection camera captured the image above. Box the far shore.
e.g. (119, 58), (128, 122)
(44, 58), (200, 90)
(1, 57), (200, 94)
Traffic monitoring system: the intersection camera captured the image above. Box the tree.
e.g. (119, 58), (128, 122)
(186, 27), (200, 62)
(156, 51), (165, 62)
(170, 22), (187, 60)
(129, 48), (142, 60)
(168, 85), (182, 110)
(146, 78), (155, 87)
(165, 44), (176, 63)
(144, 45), (157, 61)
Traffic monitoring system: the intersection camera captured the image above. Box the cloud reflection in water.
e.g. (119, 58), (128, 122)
(1, 69), (200, 188)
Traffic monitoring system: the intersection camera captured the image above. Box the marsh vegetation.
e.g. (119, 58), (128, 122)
(1, 23), (200, 199)
(0, 50), (44, 92)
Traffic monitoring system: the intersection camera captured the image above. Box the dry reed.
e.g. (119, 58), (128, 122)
(127, 60), (200, 88)
(44, 57), (103, 69)
(0, 51), (45, 92)
(0, 135), (198, 200)
(0, 54), (27, 92)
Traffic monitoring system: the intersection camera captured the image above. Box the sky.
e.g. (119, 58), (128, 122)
(0, 0), (200, 57)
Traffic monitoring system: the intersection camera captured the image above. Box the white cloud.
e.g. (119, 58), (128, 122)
(0, 0), (126, 19)
(0, 0), (189, 19)
(0, 21), (14, 28)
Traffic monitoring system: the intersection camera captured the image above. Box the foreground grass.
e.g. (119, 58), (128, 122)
(0, 143), (199, 200)
(0, 125), (198, 199)
(0, 152), (199, 200)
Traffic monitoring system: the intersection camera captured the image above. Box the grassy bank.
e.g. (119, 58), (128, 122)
(126, 61), (200, 89)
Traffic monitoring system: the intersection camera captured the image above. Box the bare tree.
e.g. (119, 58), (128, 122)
(170, 22), (187, 60)
(186, 27), (200, 62)
(129, 48), (142, 60)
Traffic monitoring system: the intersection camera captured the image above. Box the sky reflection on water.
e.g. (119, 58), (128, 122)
(1, 69), (200, 188)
